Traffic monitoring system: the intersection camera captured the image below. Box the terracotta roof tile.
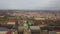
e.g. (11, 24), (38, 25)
(8, 20), (17, 22)
(53, 30), (60, 32)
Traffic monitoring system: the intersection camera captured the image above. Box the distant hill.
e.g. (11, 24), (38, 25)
(0, 10), (60, 14)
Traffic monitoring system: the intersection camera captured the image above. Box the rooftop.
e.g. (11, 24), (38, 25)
(0, 27), (9, 31)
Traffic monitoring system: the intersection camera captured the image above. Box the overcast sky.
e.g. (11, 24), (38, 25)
(0, 0), (60, 10)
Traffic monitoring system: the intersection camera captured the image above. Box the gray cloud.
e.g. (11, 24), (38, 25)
(0, 0), (60, 10)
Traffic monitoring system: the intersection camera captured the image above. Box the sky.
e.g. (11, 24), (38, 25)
(0, 0), (60, 10)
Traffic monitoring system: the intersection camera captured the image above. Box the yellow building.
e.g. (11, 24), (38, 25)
(34, 17), (48, 20)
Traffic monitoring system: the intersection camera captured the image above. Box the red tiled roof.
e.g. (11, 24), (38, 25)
(53, 30), (60, 32)
(8, 20), (17, 22)
(6, 30), (12, 34)
(0, 22), (5, 25)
